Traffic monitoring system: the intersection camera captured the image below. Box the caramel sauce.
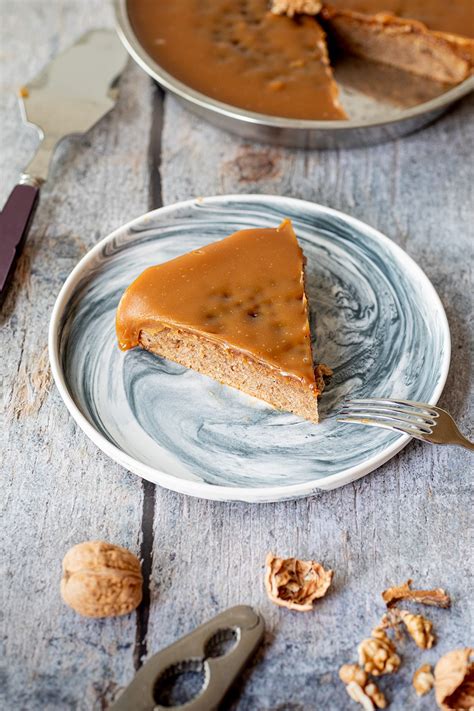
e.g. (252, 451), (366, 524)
(127, 0), (472, 121)
(116, 220), (317, 386)
(127, 0), (346, 120)
(327, 0), (474, 37)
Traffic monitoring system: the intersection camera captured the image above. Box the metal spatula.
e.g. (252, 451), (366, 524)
(0, 29), (127, 303)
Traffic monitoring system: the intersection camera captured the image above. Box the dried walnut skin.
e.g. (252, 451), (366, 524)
(382, 579), (451, 609)
(61, 541), (143, 618)
(264, 553), (333, 611)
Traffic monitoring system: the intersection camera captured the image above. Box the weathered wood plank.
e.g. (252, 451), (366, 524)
(1, 2), (154, 708)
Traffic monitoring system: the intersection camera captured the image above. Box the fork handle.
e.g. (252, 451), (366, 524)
(0, 180), (40, 306)
(452, 432), (474, 451)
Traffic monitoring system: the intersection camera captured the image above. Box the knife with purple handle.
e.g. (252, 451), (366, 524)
(0, 29), (127, 306)
(0, 180), (40, 302)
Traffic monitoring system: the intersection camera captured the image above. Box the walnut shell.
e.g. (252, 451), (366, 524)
(61, 541), (143, 618)
(434, 648), (474, 711)
(264, 553), (333, 611)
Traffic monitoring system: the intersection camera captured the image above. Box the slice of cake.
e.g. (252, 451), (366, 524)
(116, 219), (328, 423)
(271, 0), (474, 83)
(320, 4), (474, 84)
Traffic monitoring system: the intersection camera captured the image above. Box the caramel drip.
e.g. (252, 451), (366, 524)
(116, 220), (316, 386)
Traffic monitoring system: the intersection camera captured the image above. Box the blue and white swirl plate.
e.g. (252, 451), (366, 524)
(49, 196), (450, 502)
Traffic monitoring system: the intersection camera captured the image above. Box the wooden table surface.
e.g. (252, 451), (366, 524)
(1, 2), (473, 709)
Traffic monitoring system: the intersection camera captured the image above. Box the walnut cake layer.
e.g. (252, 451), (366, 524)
(116, 220), (329, 423)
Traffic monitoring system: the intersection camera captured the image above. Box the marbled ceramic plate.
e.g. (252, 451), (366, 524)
(49, 196), (450, 502)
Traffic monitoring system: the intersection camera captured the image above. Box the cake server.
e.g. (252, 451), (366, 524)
(0, 29), (127, 304)
(111, 605), (265, 710)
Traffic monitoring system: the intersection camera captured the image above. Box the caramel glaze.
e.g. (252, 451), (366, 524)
(116, 220), (317, 387)
(127, 0), (346, 120)
(326, 0), (474, 38)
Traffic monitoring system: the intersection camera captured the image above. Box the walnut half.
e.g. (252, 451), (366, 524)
(61, 541), (143, 617)
(264, 553), (333, 611)
(358, 627), (401, 676)
(434, 648), (474, 711)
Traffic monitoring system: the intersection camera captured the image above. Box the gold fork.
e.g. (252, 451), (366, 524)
(337, 398), (474, 450)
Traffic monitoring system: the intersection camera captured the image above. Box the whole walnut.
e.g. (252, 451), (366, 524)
(61, 541), (143, 618)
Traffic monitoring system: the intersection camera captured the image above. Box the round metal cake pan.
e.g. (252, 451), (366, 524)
(115, 0), (474, 149)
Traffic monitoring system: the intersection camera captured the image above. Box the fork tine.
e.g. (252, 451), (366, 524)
(336, 415), (430, 441)
(339, 406), (436, 427)
(339, 401), (474, 450)
(347, 398), (438, 417)
(338, 411), (433, 432)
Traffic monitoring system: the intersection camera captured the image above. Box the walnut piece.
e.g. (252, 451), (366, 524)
(434, 648), (474, 711)
(382, 579), (451, 608)
(339, 665), (387, 710)
(358, 627), (401, 676)
(61, 541), (143, 618)
(399, 610), (435, 649)
(413, 664), (435, 697)
(315, 363), (333, 393)
(271, 0), (322, 17)
(365, 682), (387, 709)
(379, 607), (436, 649)
(345, 680), (387, 710)
(346, 681), (376, 711)
(264, 553), (333, 611)
(339, 663), (368, 687)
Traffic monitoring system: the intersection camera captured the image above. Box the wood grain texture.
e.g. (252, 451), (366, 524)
(1, 1), (473, 709)
(1, 2), (152, 708)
